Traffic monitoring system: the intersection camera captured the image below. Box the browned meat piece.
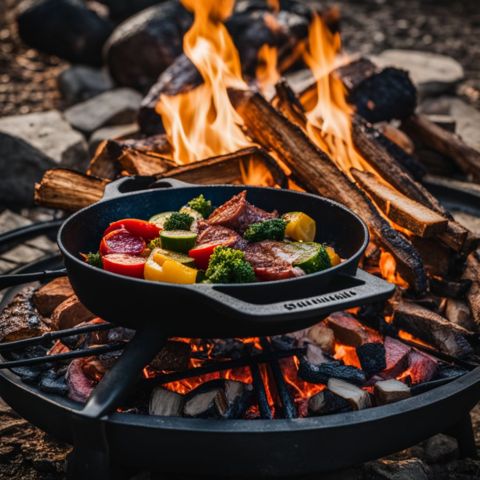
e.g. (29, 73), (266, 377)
(0, 286), (49, 342)
(207, 190), (247, 229)
(241, 201), (278, 230)
(197, 225), (245, 249)
(51, 295), (96, 330)
(33, 276), (74, 316)
(244, 241), (302, 281)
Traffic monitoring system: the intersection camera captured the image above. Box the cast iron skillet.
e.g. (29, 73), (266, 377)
(0, 176), (394, 338)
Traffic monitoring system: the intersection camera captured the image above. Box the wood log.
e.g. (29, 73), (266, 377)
(215, 380), (253, 419)
(230, 88), (427, 293)
(51, 295), (96, 330)
(374, 379), (411, 405)
(382, 336), (411, 379)
(351, 169), (448, 238)
(326, 312), (379, 347)
(33, 277), (74, 317)
(393, 301), (473, 358)
(410, 237), (451, 277)
(327, 378), (372, 410)
(156, 147), (287, 187)
(119, 150), (173, 176)
(305, 343), (329, 365)
(183, 381), (223, 418)
(308, 389), (352, 416)
(462, 250), (480, 326)
(445, 299), (476, 332)
(149, 340), (191, 371)
(403, 114), (480, 182)
(298, 359), (366, 386)
(87, 140), (123, 180)
(405, 350), (438, 384)
(307, 323), (335, 355)
(429, 277), (472, 299)
(35, 169), (109, 211)
(149, 387), (184, 417)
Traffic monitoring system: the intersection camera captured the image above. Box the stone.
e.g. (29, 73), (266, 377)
(16, 0), (113, 66)
(0, 259), (15, 274)
(372, 49), (464, 96)
(0, 111), (88, 169)
(58, 66), (114, 105)
(424, 434), (459, 464)
(26, 236), (58, 254)
(97, 0), (163, 21)
(364, 458), (429, 480)
(0, 210), (32, 234)
(89, 123), (139, 155)
(64, 88), (142, 135)
(1, 245), (46, 265)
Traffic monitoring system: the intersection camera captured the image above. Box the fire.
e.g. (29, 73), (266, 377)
(240, 158), (276, 186)
(379, 251), (409, 288)
(156, 0), (250, 164)
(256, 44), (280, 93)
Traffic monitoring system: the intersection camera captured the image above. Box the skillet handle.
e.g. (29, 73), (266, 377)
(197, 269), (395, 321)
(102, 175), (195, 200)
(0, 268), (67, 290)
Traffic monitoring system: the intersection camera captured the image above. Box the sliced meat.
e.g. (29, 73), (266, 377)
(244, 241), (303, 281)
(207, 190), (247, 230)
(239, 202), (278, 232)
(33, 276), (74, 316)
(197, 225), (245, 249)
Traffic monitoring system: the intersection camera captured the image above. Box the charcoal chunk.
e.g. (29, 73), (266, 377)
(298, 359), (366, 386)
(356, 342), (386, 375)
(38, 370), (69, 396)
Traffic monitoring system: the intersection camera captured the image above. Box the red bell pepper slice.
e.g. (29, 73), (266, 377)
(104, 219), (160, 240)
(188, 243), (221, 270)
(99, 228), (146, 256)
(102, 254), (146, 278)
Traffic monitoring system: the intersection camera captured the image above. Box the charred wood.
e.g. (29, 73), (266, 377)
(33, 277), (74, 317)
(150, 341), (191, 371)
(149, 387), (184, 417)
(429, 277), (472, 299)
(230, 88), (427, 293)
(305, 343), (329, 365)
(308, 389), (352, 416)
(307, 323), (335, 355)
(410, 237), (452, 277)
(356, 342), (386, 375)
(381, 336), (411, 379)
(183, 383), (223, 419)
(119, 149), (173, 176)
(373, 379), (411, 405)
(405, 350), (438, 384)
(326, 312), (379, 347)
(298, 358), (366, 386)
(445, 299), (476, 332)
(215, 380), (253, 419)
(327, 378), (372, 410)
(462, 250), (480, 326)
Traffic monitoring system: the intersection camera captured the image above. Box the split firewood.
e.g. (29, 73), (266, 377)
(445, 299), (476, 332)
(215, 380), (253, 419)
(230, 88), (427, 293)
(307, 323), (335, 355)
(374, 379), (411, 405)
(308, 389), (352, 416)
(298, 358), (366, 386)
(351, 169), (448, 238)
(33, 277), (74, 317)
(410, 237), (451, 277)
(119, 149), (173, 176)
(149, 387), (184, 417)
(183, 381), (224, 418)
(382, 336), (411, 379)
(50, 295), (96, 330)
(305, 343), (329, 365)
(149, 340), (191, 371)
(326, 312), (379, 347)
(393, 301), (473, 358)
(0, 286), (49, 342)
(405, 350), (438, 384)
(403, 114), (480, 182)
(87, 140), (124, 180)
(462, 250), (480, 326)
(376, 122), (415, 155)
(327, 378), (372, 410)
(429, 277), (472, 299)
(35, 169), (109, 211)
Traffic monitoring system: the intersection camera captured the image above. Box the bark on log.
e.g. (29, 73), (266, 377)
(119, 150), (173, 176)
(351, 168), (448, 238)
(462, 250), (480, 326)
(230, 88), (427, 293)
(403, 114), (480, 182)
(34, 169), (109, 211)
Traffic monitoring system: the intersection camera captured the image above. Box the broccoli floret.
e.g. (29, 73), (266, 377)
(244, 219), (287, 242)
(187, 194), (213, 218)
(82, 252), (103, 268)
(148, 237), (162, 250)
(163, 212), (194, 231)
(205, 246), (255, 283)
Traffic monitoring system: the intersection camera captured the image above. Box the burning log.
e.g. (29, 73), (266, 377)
(410, 237), (451, 277)
(356, 342), (386, 375)
(382, 336), (411, 379)
(327, 378), (372, 410)
(373, 379), (411, 405)
(298, 358), (366, 386)
(305, 343), (329, 365)
(87, 140), (123, 180)
(429, 277), (472, 299)
(230, 88), (427, 292)
(307, 323), (335, 355)
(33, 277), (74, 317)
(119, 150), (172, 177)
(308, 389), (352, 416)
(215, 380), (253, 419)
(0, 286), (48, 342)
(350, 169), (448, 238)
(326, 312), (378, 347)
(445, 299), (476, 332)
(403, 114), (480, 182)
(405, 350), (438, 384)
(183, 383), (222, 418)
(149, 387), (184, 417)
(462, 250), (480, 327)
(51, 295), (96, 330)
(66, 358), (94, 403)
(393, 301), (473, 358)
(35, 169), (109, 211)
(150, 341), (191, 371)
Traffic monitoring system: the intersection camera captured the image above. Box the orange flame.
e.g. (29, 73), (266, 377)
(156, 0), (250, 164)
(379, 251), (409, 288)
(256, 44), (280, 93)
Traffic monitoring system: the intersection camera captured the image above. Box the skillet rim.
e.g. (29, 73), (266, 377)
(57, 184), (370, 289)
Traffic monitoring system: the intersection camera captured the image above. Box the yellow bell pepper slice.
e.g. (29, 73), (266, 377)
(144, 251), (197, 284)
(326, 246), (341, 266)
(284, 212), (316, 242)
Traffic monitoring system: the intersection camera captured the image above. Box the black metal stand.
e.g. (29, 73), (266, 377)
(445, 414), (478, 459)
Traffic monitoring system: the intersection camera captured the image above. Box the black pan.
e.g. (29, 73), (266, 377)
(0, 176), (394, 338)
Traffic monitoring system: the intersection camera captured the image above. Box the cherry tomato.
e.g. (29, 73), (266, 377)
(102, 254), (146, 278)
(188, 243), (220, 270)
(99, 228), (146, 256)
(104, 219), (160, 240)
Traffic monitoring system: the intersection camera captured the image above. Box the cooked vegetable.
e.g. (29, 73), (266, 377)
(82, 252), (103, 268)
(160, 230), (197, 253)
(291, 242), (331, 273)
(104, 219), (160, 240)
(148, 237), (162, 250)
(164, 212), (194, 231)
(151, 248), (196, 268)
(102, 254), (146, 278)
(283, 212), (316, 242)
(326, 246), (341, 266)
(243, 219), (287, 242)
(144, 252), (197, 284)
(188, 243), (221, 270)
(99, 229), (146, 256)
(149, 211), (175, 229)
(187, 194), (213, 218)
(205, 247), (255, 283)
(180, 206), (203, 221)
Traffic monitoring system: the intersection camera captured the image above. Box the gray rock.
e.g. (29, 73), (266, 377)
(1, 244), (46, 265)
(0, 111), (88, 169)
(58, 66), (114, 105)
(372, 49), (464, 96)
(424, 434), (458, 464)
(0, 259), (15, 274)
(364, 458), (429, 480)
(0, 210), (32, 234)
(89, 123), (139, 155)
(64, 88), (142, 135)
(0, 132), (55, 207)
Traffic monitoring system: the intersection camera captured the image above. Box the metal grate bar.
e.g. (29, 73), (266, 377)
(249, 361), (273, 419)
